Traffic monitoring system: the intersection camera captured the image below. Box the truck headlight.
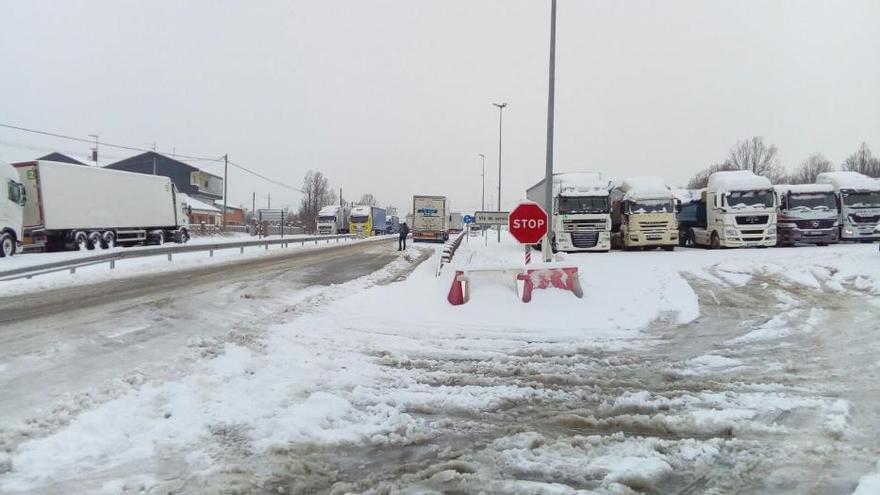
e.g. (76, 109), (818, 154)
(630, 235), (639, 241)
(724, 229), (737, 238)
(844, 229), (854, 235)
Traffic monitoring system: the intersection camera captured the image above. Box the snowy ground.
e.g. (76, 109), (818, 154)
(0, 233), (878, 494)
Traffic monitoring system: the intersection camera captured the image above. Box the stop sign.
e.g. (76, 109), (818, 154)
(508, 201), (548, 244)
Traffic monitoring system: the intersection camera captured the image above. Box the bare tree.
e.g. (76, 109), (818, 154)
(686, 162), (738, 189)
(726, 136), (785, 182)
(789, 153), (833, 184)
(297, 171), (336, 233)
(358, 193), (379, 206)
(842, 142), (880, 177)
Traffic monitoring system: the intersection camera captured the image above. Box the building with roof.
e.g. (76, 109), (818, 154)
(180, 193), (222, 225)
(215, 202), (245, 225)
(105, 151), (223, 203)
(37, 152), (87, 165)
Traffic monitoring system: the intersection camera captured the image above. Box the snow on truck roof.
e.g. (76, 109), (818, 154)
(614, 177), (672, 199)
(350, 205), (372, 215)
(554, 172), (609, 197)
(318, 205), (342, 215)
(773, 184), (834, 195)
(816, 171), (880, 191)
(706, 170), (772, 192)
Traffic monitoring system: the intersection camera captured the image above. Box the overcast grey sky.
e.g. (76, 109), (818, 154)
(1, 0), (878, 213)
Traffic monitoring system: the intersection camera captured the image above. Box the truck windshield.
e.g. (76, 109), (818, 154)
(787, 193), (836, 211)
(558, 196), (609, 214)
(725, 190), (773, 208)
(350, 215), (368, 223)
(842, 191), (880, 208)
(628, 199), (675, 214)
(318, 216), (337, 221)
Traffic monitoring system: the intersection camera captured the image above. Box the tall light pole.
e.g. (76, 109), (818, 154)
(542, 0), (557, 262)
(493, 102), (507, 242)
(479, 153), (486, 211)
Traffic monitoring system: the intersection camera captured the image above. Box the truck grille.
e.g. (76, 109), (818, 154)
(735, 215), (769, 225)
(794, 219), (835, 229)
(740, 229), (765, 235)
(570, 232), (599, 248)
(563, 219), (606, 233)
(849, 214), (880, 224)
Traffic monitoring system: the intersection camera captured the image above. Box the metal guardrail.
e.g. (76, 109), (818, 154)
(0, 234), (360, 282)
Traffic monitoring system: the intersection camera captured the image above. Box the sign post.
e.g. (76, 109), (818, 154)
(474, 211), (509, 244)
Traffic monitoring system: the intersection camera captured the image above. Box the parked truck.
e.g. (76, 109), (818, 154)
(526, 172), (611, 252)
(13, 160), (190, 251)
(773, 184), (839, 246)
(677, 170), (776, 249)
(608, 177), (678, 251)
(386, 215), (400, 235)
(412, 195), (448, 242)
(349, 205), (386, 237)
(816, 171), (880, 242)
(448, 212), (463, 234)
(1, 161), (27, 257)
(316, 205), (349, 235)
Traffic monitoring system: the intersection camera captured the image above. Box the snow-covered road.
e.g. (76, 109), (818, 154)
(1, 235), (878, 494)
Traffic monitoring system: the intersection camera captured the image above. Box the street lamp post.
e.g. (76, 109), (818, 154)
(492, 102), (507, 242)
(479, 153), (486, 211)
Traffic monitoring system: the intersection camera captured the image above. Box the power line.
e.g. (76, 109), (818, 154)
(228, 160), (302, 192)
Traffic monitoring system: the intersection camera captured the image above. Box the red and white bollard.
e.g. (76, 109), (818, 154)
(524, 245), (531, 265)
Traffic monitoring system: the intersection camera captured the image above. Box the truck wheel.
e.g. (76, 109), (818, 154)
(74, 231), (91, 251)
(0, 233), (15, 257)
(663, 246), (675, 252)
(175, 229), (190, 244)
(87, 232), (102, 250)
(710, 231), (721, 250)
(101, 231), (116, 249)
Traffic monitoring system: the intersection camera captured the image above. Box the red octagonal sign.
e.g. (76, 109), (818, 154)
(508, 201), (548, 244)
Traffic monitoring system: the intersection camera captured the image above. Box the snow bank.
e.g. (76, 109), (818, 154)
(817, 171), (880, 191)
(707, 170), (772, 192)
(853, 461), (880, 495)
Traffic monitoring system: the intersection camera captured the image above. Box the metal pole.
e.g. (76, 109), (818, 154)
(479, 153), (486, 211)
(493, 102), (507, 242)
(89, 134), (99, 166)
(268, 192), (271, 209)
(542, 0), (557, 262)
(222, 154), (228, 231)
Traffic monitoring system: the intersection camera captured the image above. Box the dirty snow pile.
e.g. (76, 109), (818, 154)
(1, 235), (879, 493)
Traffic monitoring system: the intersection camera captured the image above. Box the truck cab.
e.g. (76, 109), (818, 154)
(687, 171), (777, 249)
(773, 184), (839, 246)
(816, 171), (880, 242)
(316, 205), (349, 235)
(1, 162), (26, 257)
(527, 172), (611, 252)
(349, 205), (386, 237)
(609, 177), (679, 251)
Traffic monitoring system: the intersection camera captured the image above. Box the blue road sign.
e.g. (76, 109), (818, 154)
(463, 215), (474, 224)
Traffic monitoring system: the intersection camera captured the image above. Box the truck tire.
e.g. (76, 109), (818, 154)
(663, 246), (675, 252)
(87, 231), (102, 250)
(74, 231), (91, 251)
(0, 232), (15, 257)
(710, 231), (721, 250)
(101, 231), (116, 249)
(175, 229), (190, 244)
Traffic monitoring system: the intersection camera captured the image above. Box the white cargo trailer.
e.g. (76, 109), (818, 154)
(412, 195), (448, 242)
(13, 160), (189, 250)
(1, 161), (27, 258)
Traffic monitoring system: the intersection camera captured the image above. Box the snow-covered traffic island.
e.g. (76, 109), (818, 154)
(1, 234), (879, 494)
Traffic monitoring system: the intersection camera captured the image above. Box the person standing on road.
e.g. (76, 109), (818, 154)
(398, 222), (410, 251)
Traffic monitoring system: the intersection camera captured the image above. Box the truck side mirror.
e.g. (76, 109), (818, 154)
(18, 183), (27, 206)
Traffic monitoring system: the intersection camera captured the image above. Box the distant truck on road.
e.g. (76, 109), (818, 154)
(526, 172), (611, 252)
(349, 205), (386, 237)
(316, 205), (349, 235)
(448, 212), (463, 234)
(13, 160), (190, 251)
(412, 195), (448, 242)
(386, 215), (400, 235)
(608, 177), (678, 251)
(678, 170), (776, 249)
(1, 161), (27, 258)
(816, 171), (880, 242)
(773, 184), (839, 246)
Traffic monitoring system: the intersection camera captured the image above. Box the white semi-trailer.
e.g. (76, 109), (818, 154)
(526, 172), (611, 252)
(608, 177), (678, 250)
(13, 160), (190, 251)
(773, 184), (839, 246)
(1, 161), (27, 257)
(316, 205), (349, 235)
(412, 195), (448, 242)
(816, 171), (880, 242)
(681, 170), (776, 249)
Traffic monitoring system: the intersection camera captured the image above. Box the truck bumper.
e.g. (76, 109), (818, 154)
(624, 230), (678, 248)
(556, 232), (610, 252)
(841, 226), (880, 242)
(414, 231), (447, 243)
(778, 227), (838, 245)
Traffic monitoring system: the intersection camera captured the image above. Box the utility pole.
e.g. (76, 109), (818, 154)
(152, 156), (157, 175)
(493, 102), (507, 242)
(542, 0), (557, 262)
(479, 153), (486, 211)
(268, 192), (271, 209)
(339, 187), (343, 206)
(89, 134), (99, 166)
(222, 154), (228, 231)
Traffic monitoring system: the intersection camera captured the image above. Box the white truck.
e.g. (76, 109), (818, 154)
(608, 177), (678, 251)
(13, 160), (190, 251)
(1, 161), (27, 258)
(412, 195), (448, 242)
(773, 184), (839, 246)
(526, 172), (611, 252)
(316, 205), (349, 235)
(349, 205), (386, 237)
(816, 171), (880, 242)
(448, 212), (463, 234)
(678, 170), (776, 249)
